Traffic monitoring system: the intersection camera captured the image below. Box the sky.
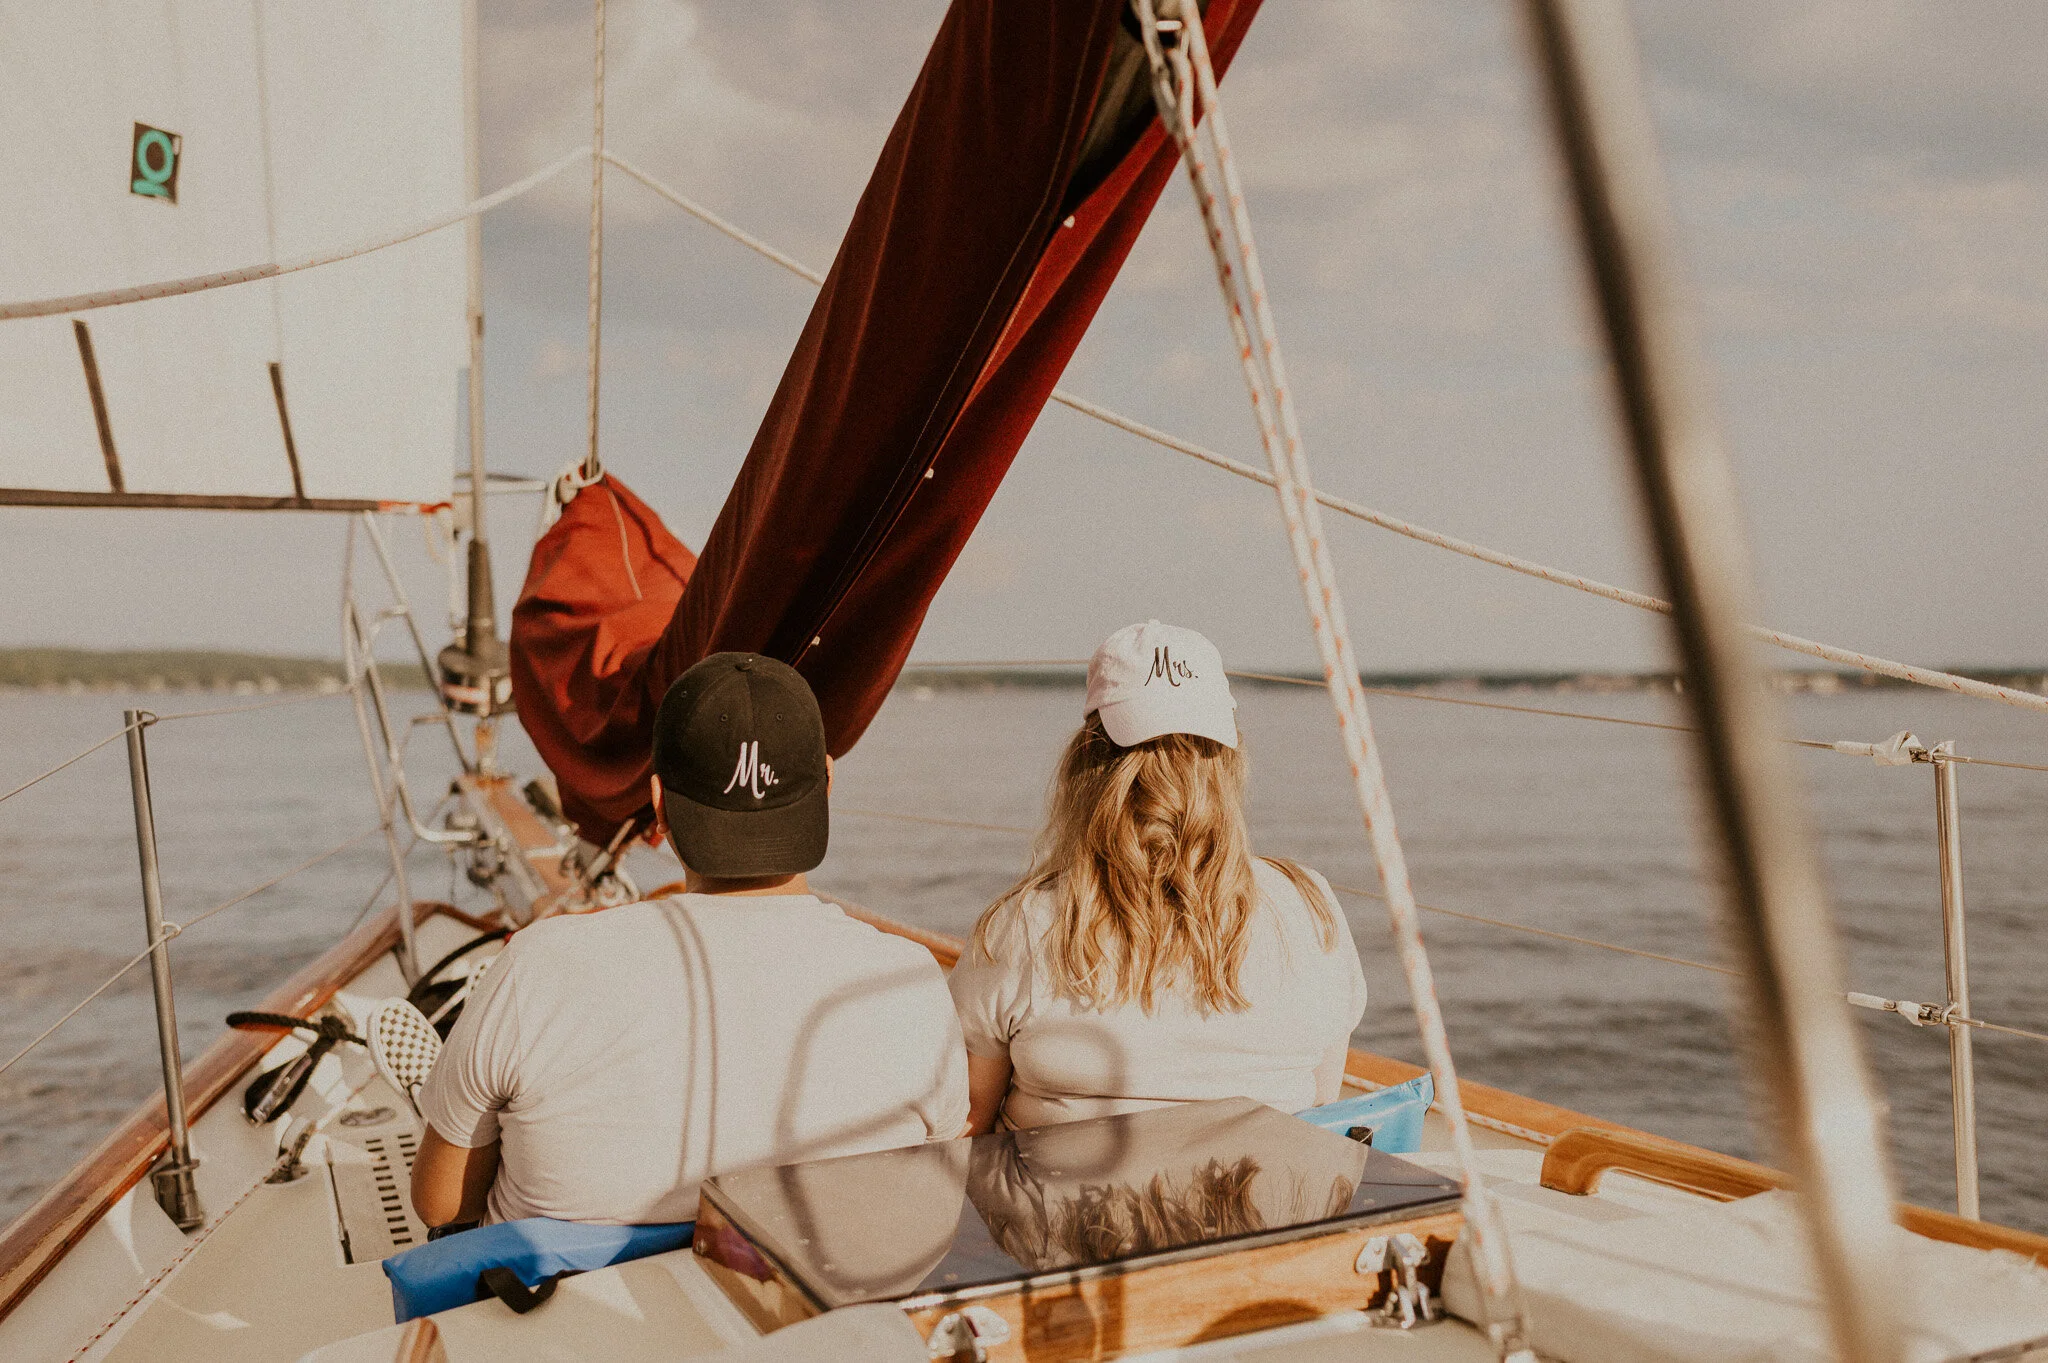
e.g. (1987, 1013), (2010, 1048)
(4, 1), (2045, 674)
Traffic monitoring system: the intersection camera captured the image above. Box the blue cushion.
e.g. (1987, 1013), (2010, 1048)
(1294, 1072), (1434, 1153)
(383, 1218), (694, 1322)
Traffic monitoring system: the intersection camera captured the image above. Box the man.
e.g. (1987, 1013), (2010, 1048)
(411, 653), (969, 1228)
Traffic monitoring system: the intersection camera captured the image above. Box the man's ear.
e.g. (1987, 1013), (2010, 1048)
(825, 754), (834, 796)
(647, 773), (668, 845)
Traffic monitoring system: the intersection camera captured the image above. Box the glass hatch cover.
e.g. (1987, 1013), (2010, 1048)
(701, 1095), (1464, 1308)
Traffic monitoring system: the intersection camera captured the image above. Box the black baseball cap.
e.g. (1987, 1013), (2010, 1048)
(653, 653), (829, 878)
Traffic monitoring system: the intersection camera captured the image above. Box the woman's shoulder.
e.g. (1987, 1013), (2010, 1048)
(1252, 859), (1346, 940)
(1253, 856), (1336, 903)
(968, 884), (1057, 964)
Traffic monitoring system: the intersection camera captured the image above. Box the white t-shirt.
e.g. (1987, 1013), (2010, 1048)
(949, 861), (1366, 1131)
(419, 893), (970, 1225)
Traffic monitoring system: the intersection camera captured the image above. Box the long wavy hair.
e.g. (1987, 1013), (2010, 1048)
(974, 714), (1337, 1015)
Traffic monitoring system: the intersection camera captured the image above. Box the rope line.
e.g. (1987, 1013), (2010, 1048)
(602, 150), (2048, 722)
(831, 804), (2048, 1046)
(147, 685), (358, 725)
(1135, 7), (1532, 1353)
(603, 153), (827, 285)
(0, 719), (144, 809)
(0, 826), (381, 1083)
(582, 0), (608, 483)
(61, 1165), (273, 1363)
(0, 148), (589, 322)
(908, 661), (2048, 772)
(0, 947), (160, 1084)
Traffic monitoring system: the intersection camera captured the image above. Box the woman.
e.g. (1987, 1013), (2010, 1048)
(951, 620), (1367, 1134)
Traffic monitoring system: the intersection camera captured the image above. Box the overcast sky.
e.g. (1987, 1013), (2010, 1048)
(6, 1), (2045, 674)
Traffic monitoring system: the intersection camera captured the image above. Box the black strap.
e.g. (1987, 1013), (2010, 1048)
(406, 929), (512, 1011)
(478, 1266), (567, 1314)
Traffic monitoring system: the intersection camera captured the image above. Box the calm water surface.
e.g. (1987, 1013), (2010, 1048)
(2, 683), (2045, 1232)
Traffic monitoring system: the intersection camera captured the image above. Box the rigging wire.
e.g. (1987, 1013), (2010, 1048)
(0, 826), (381, 1083)
(148, 685), (359, 725)
(0, 687), (358, 811)
(0, 147), (590, 322)
(830, 804), (2048, 1046)
(595, 155), (2048, 721)
(0, 719), (143, 809)
(906, 661), (2048, 769)
(582, 0), (608, 483)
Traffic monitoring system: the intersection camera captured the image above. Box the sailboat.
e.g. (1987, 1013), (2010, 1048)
(4, 1), (2048, 1360)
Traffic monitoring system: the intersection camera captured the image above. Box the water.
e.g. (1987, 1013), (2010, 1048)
(3, 684), (2045, 1234)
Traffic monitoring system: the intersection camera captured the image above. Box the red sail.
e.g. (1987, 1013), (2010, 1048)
(513, 0), (1261, 844)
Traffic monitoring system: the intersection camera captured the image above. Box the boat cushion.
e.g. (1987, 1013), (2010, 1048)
(1440, 1188), (2048, 1361)
(1294, 1072), (1433, 1153)
(383, 1217), (693, 1322)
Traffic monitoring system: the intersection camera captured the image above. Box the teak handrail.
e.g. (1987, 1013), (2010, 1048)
(0, 900), (479, 1325)
(1542, 1125), (2048, 1268)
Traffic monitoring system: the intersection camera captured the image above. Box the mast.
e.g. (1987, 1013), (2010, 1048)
(437, 0), (513, 736)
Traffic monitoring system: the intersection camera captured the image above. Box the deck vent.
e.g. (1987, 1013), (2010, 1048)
(331, 1125), (429, 1264)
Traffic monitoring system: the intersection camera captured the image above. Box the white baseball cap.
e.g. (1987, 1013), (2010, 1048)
(1085, 620), (1238, 749)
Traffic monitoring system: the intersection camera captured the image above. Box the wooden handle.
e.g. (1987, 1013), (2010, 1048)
(1542, 1126), (1787, 1201)
(1541, 1125), (2048, 1267)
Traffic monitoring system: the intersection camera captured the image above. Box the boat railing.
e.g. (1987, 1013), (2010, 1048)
(0, 587), (482, 1238)
(841, 659), (2048, 1227)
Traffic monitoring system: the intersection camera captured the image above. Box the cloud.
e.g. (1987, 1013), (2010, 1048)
(9, 1), (2048, 678)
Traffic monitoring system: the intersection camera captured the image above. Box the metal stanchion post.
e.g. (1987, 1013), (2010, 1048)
(1932, 741), (1980, 1219)
(125, 710), (204, 1232)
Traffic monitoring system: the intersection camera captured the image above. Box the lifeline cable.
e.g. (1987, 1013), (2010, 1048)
(0, 148), (589, 322)
(598, 156), (2048, 719)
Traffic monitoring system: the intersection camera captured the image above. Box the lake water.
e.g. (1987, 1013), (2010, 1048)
(3, 682), (2045, 1234)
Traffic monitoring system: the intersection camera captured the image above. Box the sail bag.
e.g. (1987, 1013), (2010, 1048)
(513, 0), (1262, 844)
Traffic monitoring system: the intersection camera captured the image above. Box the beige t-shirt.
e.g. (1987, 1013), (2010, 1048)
(949, 861), (1366, 1131)
(420, 894), (970, 1225)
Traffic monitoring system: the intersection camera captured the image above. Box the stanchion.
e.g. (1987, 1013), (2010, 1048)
(124, 709), (204, 1232)
(1931, 741), (1980, 1219)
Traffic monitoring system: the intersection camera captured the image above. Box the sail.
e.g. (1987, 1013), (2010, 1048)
(514, 0), (1262, 843)
(0, 1), (467, 510)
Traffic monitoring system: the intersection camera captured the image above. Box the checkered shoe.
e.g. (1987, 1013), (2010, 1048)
(366, 997), (443, 1117)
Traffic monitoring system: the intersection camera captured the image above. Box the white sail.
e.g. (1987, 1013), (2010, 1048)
(0, 0), (467, 508)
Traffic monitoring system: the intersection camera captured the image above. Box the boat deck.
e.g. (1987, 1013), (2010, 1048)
(0, 906), (1732, 1363)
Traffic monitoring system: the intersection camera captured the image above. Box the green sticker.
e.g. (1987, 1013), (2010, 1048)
(131, 123), (180, 203)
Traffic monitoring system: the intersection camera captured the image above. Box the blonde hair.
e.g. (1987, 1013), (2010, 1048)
(974, 714), (1338, 1014)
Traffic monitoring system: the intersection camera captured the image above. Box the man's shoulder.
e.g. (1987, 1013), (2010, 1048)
(509, 900), (680, 962)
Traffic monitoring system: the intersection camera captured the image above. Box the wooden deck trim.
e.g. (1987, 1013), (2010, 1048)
(1542, 1125), (2048, 1267)
(0, 900), (463, 1325)
(1340, 1051), (1634, 1145)
(458, 773), (573, 917)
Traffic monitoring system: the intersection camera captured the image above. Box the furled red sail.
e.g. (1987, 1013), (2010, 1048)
(513, 0), (1261, 845)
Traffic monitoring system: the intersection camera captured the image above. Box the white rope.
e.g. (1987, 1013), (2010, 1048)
(599, 157), (2048, 721)
(582, 0), (608, 484)
(0, 148), (589, 323)
(1136, 4), (1533, 1356)
(603, 153), (826, 285)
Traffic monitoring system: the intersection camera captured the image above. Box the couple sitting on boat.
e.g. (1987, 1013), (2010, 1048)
(411, 620), (1366, 1230)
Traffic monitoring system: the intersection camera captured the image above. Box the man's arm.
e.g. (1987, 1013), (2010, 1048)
(411, 1126), (501, 1228)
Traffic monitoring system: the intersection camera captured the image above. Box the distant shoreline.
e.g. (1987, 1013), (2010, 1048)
(3, 648), (2041, 698)
(895, 665), (2048, 696)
